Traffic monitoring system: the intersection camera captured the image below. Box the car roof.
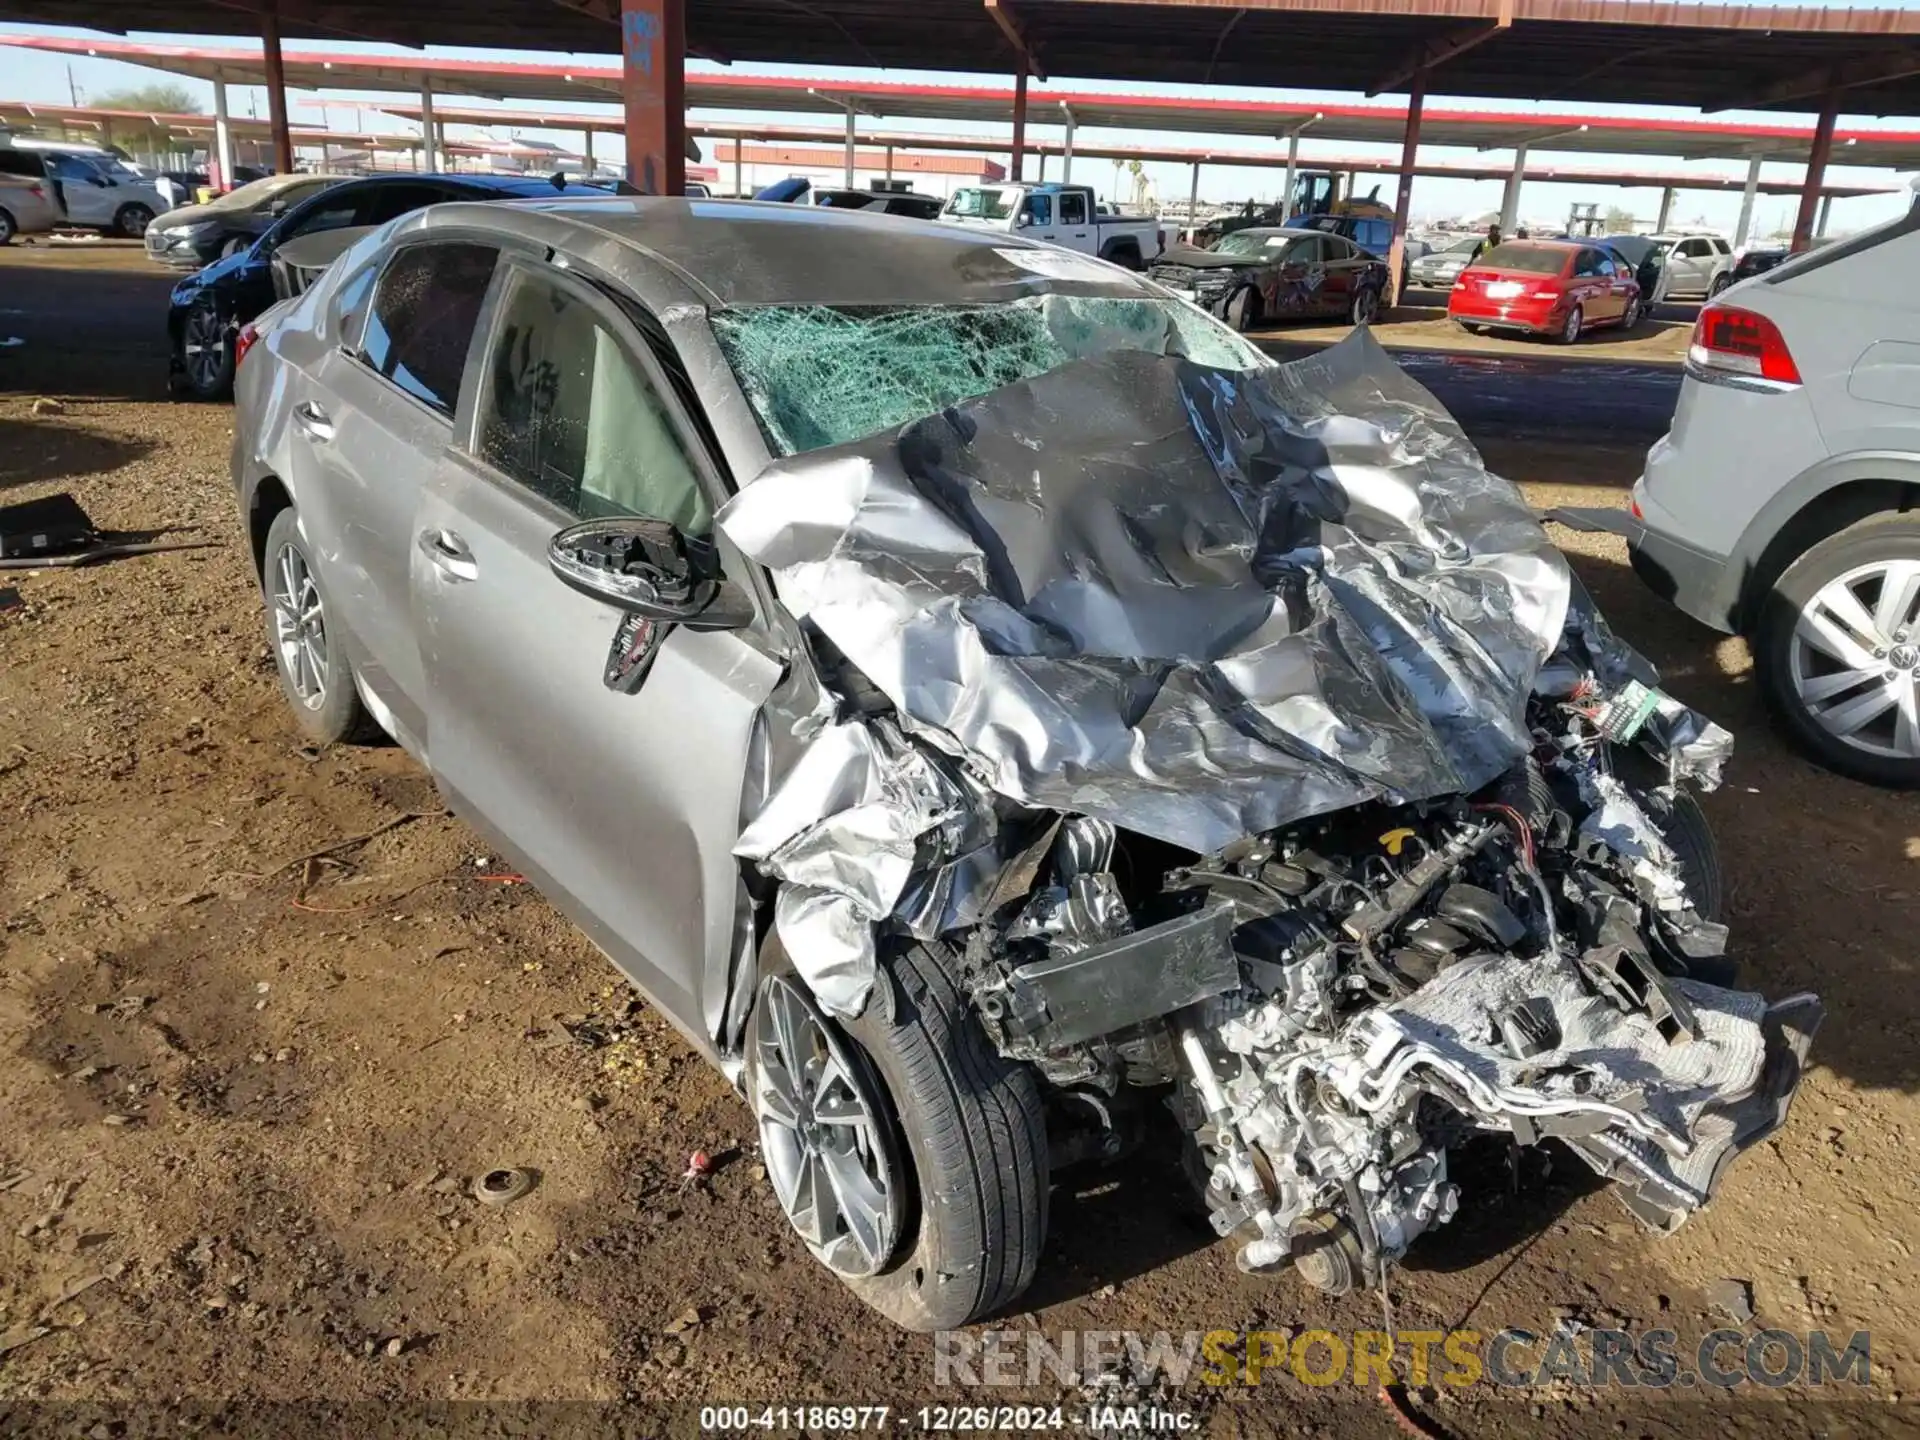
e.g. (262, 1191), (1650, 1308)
(404, 195), (1163, 310)
(1229, 226), (1322, 240)
(322, 171), (600, 198)
(1493, 238), (1582, 251)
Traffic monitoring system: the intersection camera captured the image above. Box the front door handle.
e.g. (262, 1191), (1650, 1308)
(292, 400), (334, 442)
(417, 527), (478, 582)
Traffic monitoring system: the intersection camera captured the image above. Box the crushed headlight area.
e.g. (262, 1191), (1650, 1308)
(718, 326), (1819, 1295)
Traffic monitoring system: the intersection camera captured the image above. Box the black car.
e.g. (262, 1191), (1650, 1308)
(167, 171), (603, 400)
(810, 188), (945, 219)
(1147, 226), (1391, 331)
(1729, 247), (1790, 283)
(145, 172), (348, 269)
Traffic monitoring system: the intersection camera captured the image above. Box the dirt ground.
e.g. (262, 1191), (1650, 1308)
(0, 241), (1915, 1438)
(1253, 296), (1693, 365)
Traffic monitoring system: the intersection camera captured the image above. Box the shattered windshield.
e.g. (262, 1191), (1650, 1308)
(942, 187), (1017, 220)
(1214, 232), (1288, 257)
(711, 295), (1269, 457)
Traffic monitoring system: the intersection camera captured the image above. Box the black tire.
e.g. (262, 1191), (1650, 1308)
(1653, 791), (1724, 921)
(114, 202), (154, 238)
(1349, 284), (1380, 327)
(1556, 304), (1584, 345)
(1621, 295), (1643, 330)
(1708, 273), (1731, 299)
(0, 207), (15, 246)
(1755, 513), (1920, 787)
(1225, 285), (1260, 334)
(259, 507), (380, 746)
(750, 940), (1048, 1332)
(178, 297), (236, 401)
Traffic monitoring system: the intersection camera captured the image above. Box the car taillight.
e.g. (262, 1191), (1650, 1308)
(28, 183), (44, 200)
(1689, 304), (1800, 386)
(1530, 289), (1561, 300)
(234, 321), (260, 368)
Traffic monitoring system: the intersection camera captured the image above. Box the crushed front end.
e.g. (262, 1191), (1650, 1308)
(714, 311), (1820, 1294)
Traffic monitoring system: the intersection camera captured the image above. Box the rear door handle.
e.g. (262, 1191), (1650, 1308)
(292, 400), (334, 442)
(417, 527), (478, 582)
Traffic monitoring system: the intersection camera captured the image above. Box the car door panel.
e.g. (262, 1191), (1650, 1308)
(414, 261), (783, 1047)
(415, 455), (781, 1051)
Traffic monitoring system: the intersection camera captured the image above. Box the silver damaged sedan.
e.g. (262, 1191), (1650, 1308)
(232, 197), (1819, 1331)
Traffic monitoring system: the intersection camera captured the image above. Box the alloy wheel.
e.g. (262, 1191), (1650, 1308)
(270, 541), (329, 709)
(1789, 558), (1920, 760)
(750, 973), (903, 1278)
(1563, 306), (1583, 344)
(1352, 288), (1378, 326)
(182, 305), (229, 394)
(0, 209), (14, 245)
(118, 204), (154, 238)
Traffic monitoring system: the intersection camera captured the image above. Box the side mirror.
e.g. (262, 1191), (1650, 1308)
(1015, 211), (1034, 228)
(92, 175), (112, 188)
(268, 198), (289, 215)
(548, 517), (752, 630)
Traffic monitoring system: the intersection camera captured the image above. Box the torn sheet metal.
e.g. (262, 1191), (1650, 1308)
(722, 330), (1569, 858)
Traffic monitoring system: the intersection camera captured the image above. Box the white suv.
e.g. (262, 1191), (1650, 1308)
(1650, 233), (1735, 300)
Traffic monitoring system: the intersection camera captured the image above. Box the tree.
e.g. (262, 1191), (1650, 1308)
(1603, 204), (1637, 232)
(88, 84), (202, 156)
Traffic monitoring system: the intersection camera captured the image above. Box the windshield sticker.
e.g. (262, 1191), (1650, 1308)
(994, 248), (1133, 285)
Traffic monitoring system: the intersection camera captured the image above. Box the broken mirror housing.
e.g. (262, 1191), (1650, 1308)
(548, 516), (752, 628)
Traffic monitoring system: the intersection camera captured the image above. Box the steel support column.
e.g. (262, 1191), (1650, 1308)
(885, 143), (893, 182)
(583, 126), (594, 178)
(1655, 185), (1675, 233)
(1499, 143), (1527, 232)
(420, 80), (438, 171)
(1282, 133), (1299, 216)
(1387, 70), (1426, 306)
(1792, 89), (1839, 253)
(620, 0), (686, 196)
(734, 138), (745, 195)
(212, 78), (236, 191)
(1011, 67), (1028, 183)
(842, 105), (856, 186)
(1817, 193), (1834, 237)
(1735, 154), (1763, 248)
(260, 1), (293, 175)
(1060, 102), (1075, 184)
(1188, 160), (1201, 233)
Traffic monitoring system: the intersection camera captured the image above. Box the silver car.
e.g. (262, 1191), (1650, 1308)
(0, 171), (57, 244)
(1407, 233), (1483, 291)
(1560, 190), (1920, 785)
(232, 197), (1815, 1331)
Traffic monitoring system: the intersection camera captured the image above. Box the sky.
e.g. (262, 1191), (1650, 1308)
(0, 3), (1914, 238)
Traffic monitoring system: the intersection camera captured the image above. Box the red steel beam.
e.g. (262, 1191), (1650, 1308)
(620, 0), (685, 195)
(260, 0), (293, 174)
(1388, 66), (1425, 303)
(984, 0), (1047, 81)
(1792, 88), (1839, 252)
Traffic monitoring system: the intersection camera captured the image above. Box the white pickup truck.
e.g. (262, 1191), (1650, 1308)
(938, 182), (1165, 270)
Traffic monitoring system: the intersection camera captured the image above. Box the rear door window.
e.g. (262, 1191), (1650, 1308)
(360, 182), (459, 227)
(357, 241), (500, 416)
(1022, 193), (1054, 227)
(0, 151), (42, 179)
(1058, 191), (1088, 226)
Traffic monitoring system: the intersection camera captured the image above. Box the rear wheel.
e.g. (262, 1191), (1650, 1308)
(1621, 295), (1643, 330)
(1557, 305), (1584, 345)
(1755, 513), (1920, 787)
(747, 941), (1048, 1332)
(260, 507), (379, 746)
(114, 202), (154, 238)
(0, 208), (15, 246)
(1349, 285), (1380, 327)
(1708, 273), (1731, 299)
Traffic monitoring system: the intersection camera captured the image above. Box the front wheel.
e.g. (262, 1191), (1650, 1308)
(1708, 273), (1731, 299)
(1556, 304), (1584, 345)
(1621, 295), (1643, 330)
(114, 202), (154, 238)
(1755, 513), (1920, 787)
(0, 207), (15, 246)
(1224, 286), (1261, 334)
(178, 297), (235, 400)
(748, 941), (1048, 1332)
(1349, 285), (1380, 327)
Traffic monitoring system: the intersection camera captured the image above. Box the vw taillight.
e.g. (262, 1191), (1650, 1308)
(1689, 304), (1801, 386)
(234, 321), (260, 368)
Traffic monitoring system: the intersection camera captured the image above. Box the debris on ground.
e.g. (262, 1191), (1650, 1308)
(663, 1305), (705, 1335)
(28, 395), (61, 413)
(471, 1168), (537, 1208)
(1706, 1276), (1756, 1325)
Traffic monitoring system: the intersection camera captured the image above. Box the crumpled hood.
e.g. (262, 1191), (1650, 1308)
(1153, 248), (1266, 272)
(719, 329), (1569, 858)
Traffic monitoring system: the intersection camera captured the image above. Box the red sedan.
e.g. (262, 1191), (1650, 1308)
(1448, 239), (1644, 344)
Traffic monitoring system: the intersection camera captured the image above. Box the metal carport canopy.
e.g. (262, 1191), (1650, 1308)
(9, 33), (1920, 170)
(4, 1), (1920, 114)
